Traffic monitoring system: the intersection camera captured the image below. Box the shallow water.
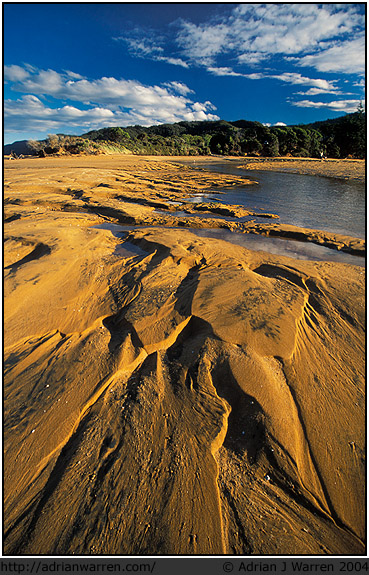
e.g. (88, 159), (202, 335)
(93, 223), (147, 258)
(153, 209), (258, 222)
(190, 228), (365, 267)
(183, 160), (365, 239)
(93, 222), (364, 267)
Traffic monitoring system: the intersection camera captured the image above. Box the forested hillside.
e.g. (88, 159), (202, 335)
(81, 107), (365, 158)
(5, 107), (365, 159)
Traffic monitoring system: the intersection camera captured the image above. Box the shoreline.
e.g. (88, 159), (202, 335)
(5, 154), (365, 182)
(4, 155), (365, 258)
(237, 157), (365, 182)
(4, 154), (365, 555)
(167, 155), (365, 182)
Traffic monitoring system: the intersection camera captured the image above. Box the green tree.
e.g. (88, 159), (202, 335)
(240, 137), (262, 156)
(308, 129), (323, 158)
(262, 130), (279, 157)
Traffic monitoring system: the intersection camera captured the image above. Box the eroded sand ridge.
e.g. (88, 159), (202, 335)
(4, 156), (365, 555)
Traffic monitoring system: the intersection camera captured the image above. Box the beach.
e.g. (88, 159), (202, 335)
(4, 155), (365, 555)
(238, 157), (365, 182)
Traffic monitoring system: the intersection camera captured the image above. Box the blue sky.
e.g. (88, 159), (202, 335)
(4, 3), (365, 144)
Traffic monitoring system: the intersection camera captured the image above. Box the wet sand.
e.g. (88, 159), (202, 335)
(4, 155), (365, 555)
(238, 157), (365, 182)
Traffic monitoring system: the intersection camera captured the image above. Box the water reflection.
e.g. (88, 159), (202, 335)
(93, 222), (364, 267)
(190, 228), (365, 267)
(183, 161), (365, 239)
(92, 223), (147, 258)
(186, 193), (221, 203)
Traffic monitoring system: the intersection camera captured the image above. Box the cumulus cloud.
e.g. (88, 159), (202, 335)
(17, 68), (66, 96)
(4, 66), (220, 134)
(163, 81), (194, 96)
(4, 95), (116, 132)
(263, 121), (287, 127)
(9, 68), (203, 115)
(292, 99), (363, 113)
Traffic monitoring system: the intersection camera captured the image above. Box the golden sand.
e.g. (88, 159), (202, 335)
(4, 155), (365, 555)
(238, 157), (365, 182)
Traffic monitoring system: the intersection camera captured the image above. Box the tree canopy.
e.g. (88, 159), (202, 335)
(81, 110), (365, 159)
(17, 108), (365, 159)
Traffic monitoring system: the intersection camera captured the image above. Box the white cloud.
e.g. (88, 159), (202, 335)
(293, 99), (363, 113)
(20, 68), (66, 96)
(176, 19), (230, 66)
(156, 56), (189, 68)
(207, 66), (243, 77)
(4, 66), (220, 134)
(4, 95), (116, 132)
(296, 87), (345, 96)
(116, 35), (164, 58)
(298, 36), (365, 75)
(237, 52), (266, 65)
(5, 95), (45, 117)
(265, 121), (289, 128)
(269, 73), (337, 91)
(244, 73), (264, 81)
(115, 32), (188, 68)
(235, 4), (359, 57)
(174, 4), (364, 73)
(64, 70), (86, 80)
(204, 101), (217, 111)
(109, 4), (364, 127)
(4, 65), (31, 82)
(9, 67), (196, 111)
(353, 79), (365, 88)
(206, 68), (339, 93)
(163, 81), (194, 96)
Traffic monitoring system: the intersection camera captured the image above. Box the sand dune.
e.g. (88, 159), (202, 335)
(4, 156), (365, 555)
